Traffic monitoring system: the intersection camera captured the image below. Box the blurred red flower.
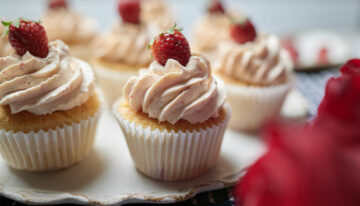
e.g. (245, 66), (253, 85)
(235, 59), (360, 206)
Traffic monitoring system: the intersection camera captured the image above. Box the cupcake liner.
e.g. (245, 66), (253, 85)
(113, 100), (231, 182)
(0, 93), (103, 172)
(93, 64), (138, 105)
(225, 80), (292, 131)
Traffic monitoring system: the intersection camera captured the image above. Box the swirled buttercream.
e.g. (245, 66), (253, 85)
(215, 34), (293, 85)
(42, 9), (96, 44)
(123, 55), (226, 125)
(0, 26), (12, 57)
(0, 40), (95, 115)
(141, 0), (174, 33)
(93, 22), (152, 66)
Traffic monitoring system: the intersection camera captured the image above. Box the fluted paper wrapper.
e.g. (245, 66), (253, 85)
(226, 81), (292, 131)
(93, 64), (137, 105)
(113, 100), (231, 182)
(0, 111), (101, 171)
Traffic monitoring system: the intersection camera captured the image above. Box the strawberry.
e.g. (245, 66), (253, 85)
(2, 19), (49, 58)
(117, 0), (140, 24)
(48, 0), (68, 10)
(317, 47), (329, 65)
(149, 24), (191, 66)
(207, 0), (225, 14)
(230, 19), (257, 44)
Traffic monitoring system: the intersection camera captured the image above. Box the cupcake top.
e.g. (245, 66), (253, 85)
(0, 19), (94, 115)
(140, 0), (174, 33)
(215, 18), (292, 86)
(0, 26), (12, 57)
(123, 26), (226, 125)
(42, 8), (97, 44)
(192, 0), (243, 53)
(0, 40), (95, 115)
(93, 22), (152, 66)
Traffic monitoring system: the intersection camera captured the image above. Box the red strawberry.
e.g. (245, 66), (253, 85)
(230, 19), (257, 44)
(207, 0), (225, 14)
(150, 25), (191, 66)
(317, 47), (329, 65)
(2, 19), (49, 58)
(117, 0), (140, 24)
(48, 0), (68, 10)
(282, 39), (299, 63)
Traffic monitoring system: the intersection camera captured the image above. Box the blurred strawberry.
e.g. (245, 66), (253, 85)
(48, 0), (68, 10)
(282, 39), (299, 63)
(317, 47), (329, 65)
(230, 19), (257, 44)
(207, 0), (225, 14)
(117, 0), (140, 24)
(340, 59), (360, 76)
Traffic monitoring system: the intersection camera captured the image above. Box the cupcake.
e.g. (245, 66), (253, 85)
(0, 19), (101, 171)
(42, 0), (97, 60)
(214, 18), (293, 131)
(0, 25), (13, 57)
(141, 0), (174, 33)
(113, 27), (231, 181)
(192, 0), (244, 60)
(92, 0), (157, 104)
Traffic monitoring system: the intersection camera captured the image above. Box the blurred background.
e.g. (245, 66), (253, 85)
(1, 0), (360, 34)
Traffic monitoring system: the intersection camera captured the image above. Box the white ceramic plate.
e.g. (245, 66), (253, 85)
(0, 90), (307, 206)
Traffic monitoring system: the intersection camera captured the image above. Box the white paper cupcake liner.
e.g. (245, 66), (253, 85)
(93, 63), (138, 105)
(0, 95), (103, 172)
(113, 100), (231, 181)
(225, 80), (292, 131)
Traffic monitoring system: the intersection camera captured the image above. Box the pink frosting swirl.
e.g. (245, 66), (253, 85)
(123, 55), (227, 125)
(0, 26), (12, 57)
(42, 9), (97, 44)
(0, 40), (95, 115)
(215, 34), (293, 85)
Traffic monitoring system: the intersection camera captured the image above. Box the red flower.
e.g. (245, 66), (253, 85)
(235, 122), (360, 206)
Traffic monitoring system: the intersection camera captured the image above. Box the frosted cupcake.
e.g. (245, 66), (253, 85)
(113, 27), (231, 181)
(214, 19), (293, 131)
(42, 0), (97, 60)
(0, 20), (101, 171)
(192, 0), (244, 60)
(141, 0), (174, 33)
(92, 0), (155, 104)
(0, 25), (12, 57)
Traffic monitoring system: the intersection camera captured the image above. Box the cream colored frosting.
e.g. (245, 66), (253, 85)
(0, 40), (95, 115)
(42, 9), (97, 44)
(93, 22), (152, 66)
(215, 34), (293, 85)
(141, 0), (174, 33)
(192, 13), (233, 53)
(123, 55), (226, 125)
(0, 26), (12, 57)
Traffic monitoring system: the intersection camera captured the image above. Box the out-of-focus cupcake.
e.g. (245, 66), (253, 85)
(92, 0), (167, 104)
(113, 27), (231, 181)
(214, 18), (293, 131)
(141, 0), (174, 33)
(42, 0), (97, 60)
(0, 25), (13, 57)
(192, 0), (244, 60)
(0, 20), (101, 171)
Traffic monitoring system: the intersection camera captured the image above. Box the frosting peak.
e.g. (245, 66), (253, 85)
(215, 34), (293, 85)
(0, 26), (12, 57)
(123, 55), (226, 124)
(93, 22), (152, 66)
(42, 9), (96, 44)
(0, 40), (95, 115)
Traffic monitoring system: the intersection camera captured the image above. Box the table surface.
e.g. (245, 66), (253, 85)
(0, 67), (340, 206)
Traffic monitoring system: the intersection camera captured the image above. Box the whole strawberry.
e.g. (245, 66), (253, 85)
(2, 19), (49, 58)
(230, 19), (257, 44)
(118, 0), (140, 24)
(48, 0), (68, 10)
(207, 0), (225, 14)
(150, 25), (191, 66)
